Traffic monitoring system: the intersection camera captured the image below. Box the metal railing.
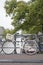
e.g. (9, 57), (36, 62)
(0, 34), (43, 55)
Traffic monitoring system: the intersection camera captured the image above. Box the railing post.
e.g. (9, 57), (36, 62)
(14, 34), (16, 54)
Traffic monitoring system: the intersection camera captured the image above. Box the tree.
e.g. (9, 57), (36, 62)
(24, 0), (43, 33)
(4, 0), (43, 34)
(4, 29), (14, 35)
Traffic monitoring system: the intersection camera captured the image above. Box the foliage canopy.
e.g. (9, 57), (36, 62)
(5, 0), (43, 34)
